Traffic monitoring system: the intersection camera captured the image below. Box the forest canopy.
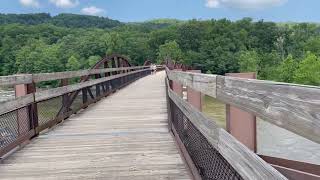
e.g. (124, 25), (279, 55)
(0, 13), (319, 86)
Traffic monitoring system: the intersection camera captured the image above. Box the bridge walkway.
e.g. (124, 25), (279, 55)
(0, 71), (191, 180)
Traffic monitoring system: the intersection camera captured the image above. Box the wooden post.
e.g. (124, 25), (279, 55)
(112, 58), (116, 75)
(226, 72), (257, 152)
(94, 74), (101, 97)
(15, 82), (38, 136)
(82, 88), (88, 106)
(61, 79), (70, 116)
(104, 62), (110, 77)
(187, 70), (202, 111)
(171, 69), (183, 97)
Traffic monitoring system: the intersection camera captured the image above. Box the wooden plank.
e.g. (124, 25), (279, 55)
(166, 69), (217, 98)
(167, 84), (287, 180)
(218, 129), (287, 180)
(271, 164), (320, 180)
(0, 94), (34, 115)
(216, 75), (320, 144)
(0, 74), (33, 86)
(34, 69), (149, 102)
(33, 66), (149, 83)
(0, 71), (191, 180)
(166, 69), (320, 144)
(33, 70), (89, 83)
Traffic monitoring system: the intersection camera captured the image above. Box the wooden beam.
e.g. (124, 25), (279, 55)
(0, 94), (34, 115)
(216, 76), (320, 144)
(34, 69), (149, 102)
(0, 74), (33, 86)
(166, 69), (320, 144)
(32, 66), (148, 83)
(167, 85), (287, 180)
(166, 68), (217, 98)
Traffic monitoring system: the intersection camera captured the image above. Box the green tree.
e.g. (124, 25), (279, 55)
(294, 52), (320, 86)
(276, 54), (298, 83)
(304, 36), (320, 56)
(238, 50), (259, 72)
(88, 55), (101, 67)
(66, 55), (81, 71)
(157, 41), (183, 63)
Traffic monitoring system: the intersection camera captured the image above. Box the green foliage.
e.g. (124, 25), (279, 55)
(66, 56), (81, 71)
(238, 50), (259, 72)
(0, 13), (121, 28)
(157, 41), (183, 63)
(0, 14), (319, 86)
(294, 52), (320, 86)
(304, 36), (320, 56)
(276, 54), (298, 83)
(88, 56), (101, 67)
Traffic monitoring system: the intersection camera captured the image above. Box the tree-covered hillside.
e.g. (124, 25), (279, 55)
(0, 13), (319, 86)
(0, 13), (122, 28)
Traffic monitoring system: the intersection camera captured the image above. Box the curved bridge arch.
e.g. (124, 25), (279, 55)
(91, 54), (132, 70)
(64, 54), (148, 115)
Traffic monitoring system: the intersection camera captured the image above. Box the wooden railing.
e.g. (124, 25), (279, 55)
(166, 68), (320, 144)
(0, 66), (151, 158)
(166, 67), (320, 180)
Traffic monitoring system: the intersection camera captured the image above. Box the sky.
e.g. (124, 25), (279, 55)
(0, 0), (319, 22)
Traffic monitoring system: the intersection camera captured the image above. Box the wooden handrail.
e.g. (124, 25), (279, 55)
(0, 66), (150, 86)
(167, 79), (287, 179)
(35, 69), (149, 102)
(166, 68), (320, 144)
(0, 68), (149, 114)
(0, 94), (34, 115)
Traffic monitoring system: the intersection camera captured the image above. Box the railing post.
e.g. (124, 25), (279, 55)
(94, 74), (101, 98)
(187, 70), (202, 111)
(226, 72), (257, 152)
(15, 81), (38, 137)
(82, 88), (88, 106)
(171, 69), (183, 97)
(166, 78), (173, 133)
(61, 78), (70, 116)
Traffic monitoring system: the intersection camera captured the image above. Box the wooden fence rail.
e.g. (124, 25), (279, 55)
(166, 78), (287, 180)
(0, 66), (151, 158)
(0, 66), (149, 86)
(166, 68), (320, 145)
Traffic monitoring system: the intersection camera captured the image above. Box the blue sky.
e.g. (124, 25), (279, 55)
(0, 0), (319, 22)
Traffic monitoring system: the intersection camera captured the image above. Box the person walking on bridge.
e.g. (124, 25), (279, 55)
(151, 64), (157, 74)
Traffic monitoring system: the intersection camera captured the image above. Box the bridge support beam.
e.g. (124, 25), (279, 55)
(226, 72), (257, 152)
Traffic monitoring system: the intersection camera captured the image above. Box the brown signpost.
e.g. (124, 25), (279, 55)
(226, 72), (257, 152)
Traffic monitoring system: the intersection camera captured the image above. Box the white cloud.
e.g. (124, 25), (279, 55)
(205, 0), (287, 9)
(49, 0), (79, 8)
(81, 6), (105, 16)
(19, 0), (40, 8)
(206, 0), (220, 8)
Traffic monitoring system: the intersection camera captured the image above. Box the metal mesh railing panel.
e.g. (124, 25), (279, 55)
(0, 107), (29, 148)
(37, 96), (62, 126)
(170, 100), (243, 180)
(70, 91), (83, 113)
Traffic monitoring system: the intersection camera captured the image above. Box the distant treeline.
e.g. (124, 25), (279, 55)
(0, 14), (319, 86)
(0, 13), (122, 28)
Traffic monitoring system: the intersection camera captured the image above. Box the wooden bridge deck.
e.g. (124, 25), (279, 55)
(0, 71), (191, 180)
